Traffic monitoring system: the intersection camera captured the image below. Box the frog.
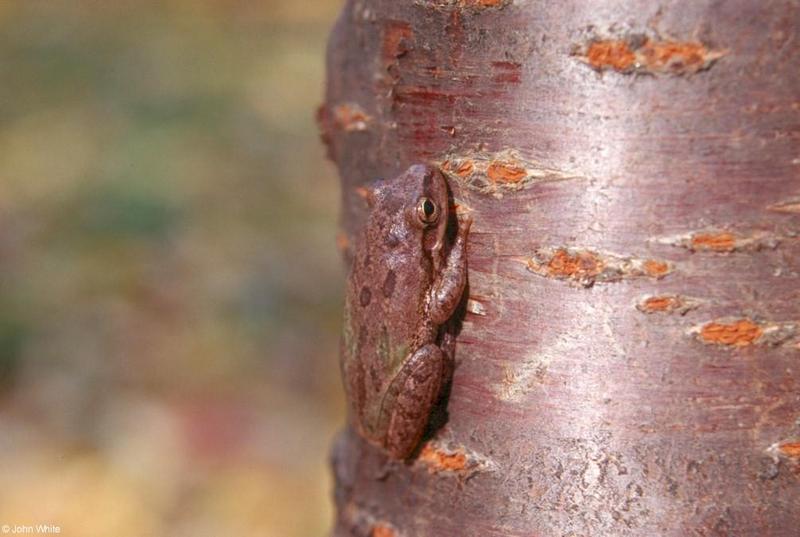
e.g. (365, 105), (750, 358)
(340, 163), (471, 460)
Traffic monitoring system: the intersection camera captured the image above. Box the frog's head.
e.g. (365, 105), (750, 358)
(370, 164), (450, 270)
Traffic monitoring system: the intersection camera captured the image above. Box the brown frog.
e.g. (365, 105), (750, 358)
(340, 164), (471, 460)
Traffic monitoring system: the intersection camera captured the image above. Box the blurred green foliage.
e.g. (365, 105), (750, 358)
(0, 1), (345, 535)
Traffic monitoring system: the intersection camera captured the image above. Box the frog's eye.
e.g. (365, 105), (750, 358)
(416, 197), (439, 225)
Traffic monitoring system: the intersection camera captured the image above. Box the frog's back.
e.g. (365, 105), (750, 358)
(341, 210), (432, 440)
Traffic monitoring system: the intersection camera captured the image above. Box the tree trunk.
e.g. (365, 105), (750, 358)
(320, 1), (800, 535)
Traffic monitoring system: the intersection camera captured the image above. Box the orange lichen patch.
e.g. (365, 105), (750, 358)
(438, 149), (582, 195)
(579, 37), (725, 75)
(486, 158), (528, 184)
(458, 0), (506, 7)
(637, 295), (697, 315)
(639, 296), (678, 313)
(546, 249), (604, 279)
(382, 21), (412, 61)
(419, 443), (468, 473)
(637, 40), (721, 74)
(690, 232), (737, 252)
(527, 248), (671, 287)
(332, 103), (371, 132)
(699, 319), (763, 347)
(657, 230), (779, 252)
(371, 523), (397, 537)
(421, 0), (508, 9)
(644, 296), (673, 311)
(643, 259), (670, 278)
(455, 160), (474, 176)
(585, 40), (636, 71)
(777, 442), (800, 459)
(442, 158), (475, 177)
(354, 186), (377, 208)
(438, 150), (585, 196)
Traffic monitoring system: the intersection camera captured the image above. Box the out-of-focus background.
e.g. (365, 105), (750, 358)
(0, 1), (345, 535)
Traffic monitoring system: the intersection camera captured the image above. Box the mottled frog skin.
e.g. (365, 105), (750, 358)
(340, 164), (471, 460)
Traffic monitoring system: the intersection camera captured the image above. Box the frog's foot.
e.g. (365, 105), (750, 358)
(383, 344), (445, 460)
(429, 215), (471, 325)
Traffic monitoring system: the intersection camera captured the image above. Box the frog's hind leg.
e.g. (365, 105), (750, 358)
(382, 344), (444, 460)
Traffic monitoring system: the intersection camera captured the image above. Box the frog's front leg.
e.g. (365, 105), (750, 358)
(381, 344), (444, 459)
(429, 215), (472, 324)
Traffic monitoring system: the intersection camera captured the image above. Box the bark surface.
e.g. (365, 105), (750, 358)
(320, 1), (800, 535)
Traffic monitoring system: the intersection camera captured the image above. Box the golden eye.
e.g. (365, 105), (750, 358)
(416, 197), (439, 225)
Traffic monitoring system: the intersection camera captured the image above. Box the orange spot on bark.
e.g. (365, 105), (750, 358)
(455, 160), (474, 176)
(778, 442), (800, 459)
(691, 232), (737, 252)
(487, 159), (527, 184)
(638, 40), (712, 74)
(354, 186), (377, 208)
(546, 249), (604, 279)
(582, 38), (723, 75)
(333, 104), (371, 132)
(641, 296), (677, 312)
(419, 444), (468, 473)
(637, 294), (696, 314)
(586, 40), (636, 71)
(643, 259), (670, 277)
(443, 159), (475, 177)
(459, 0), (504, 7)
(529, 249), (671, 286)
(371, 524), (397, 537)
(700, 319), (763, 346)
(382, 21), (412, 61)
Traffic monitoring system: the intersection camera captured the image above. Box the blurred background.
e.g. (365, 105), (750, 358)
(0, 1), (345, 535)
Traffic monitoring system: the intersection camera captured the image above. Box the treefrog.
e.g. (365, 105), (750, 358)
(340, 164), (471, 460)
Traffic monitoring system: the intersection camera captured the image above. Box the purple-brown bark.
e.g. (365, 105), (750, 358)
(320, 1), (800, 535)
